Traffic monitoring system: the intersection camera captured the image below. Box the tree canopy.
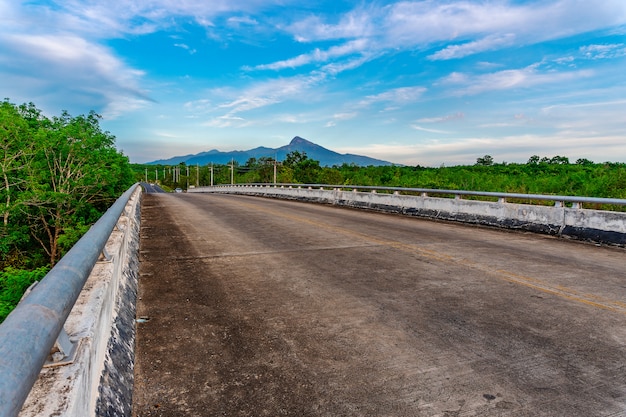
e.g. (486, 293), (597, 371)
(1, 99), (134, 321)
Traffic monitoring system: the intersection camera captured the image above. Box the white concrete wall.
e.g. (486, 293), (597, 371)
(20, 187), (142, 417)
(190, 185), (626, 245)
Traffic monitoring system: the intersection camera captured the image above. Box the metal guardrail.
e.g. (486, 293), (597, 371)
(207, 183), (626, 208)
(0, 183), (140, 417)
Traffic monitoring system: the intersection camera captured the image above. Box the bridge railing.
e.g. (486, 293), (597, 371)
(0, 183), (140, 417)
(200, 183), (626, 209)
(191, 182), (626, 246)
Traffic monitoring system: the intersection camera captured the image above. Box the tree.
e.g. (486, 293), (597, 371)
(283, 150), (308, 168)
(475, 155), (494, 166)
(0, 100), (34, 228)
(283, 151), (320, 183)
(23, 110), (132, 265)
(549, 155), (569, 165)
(527, 155), (540, 165)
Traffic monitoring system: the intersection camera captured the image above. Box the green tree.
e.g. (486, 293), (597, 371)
(23, 110), (132, 265)
(0, 100), (33, 228)
(283, 150), (308, 168)
(475, 155), (494, 166)
(527, 155), (540, 165)
(283, 151), (321, 183)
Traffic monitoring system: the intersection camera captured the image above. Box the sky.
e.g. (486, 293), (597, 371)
(1, 0), (625, 166)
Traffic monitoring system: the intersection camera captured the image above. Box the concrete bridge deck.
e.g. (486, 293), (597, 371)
(133, 192), (626, 416)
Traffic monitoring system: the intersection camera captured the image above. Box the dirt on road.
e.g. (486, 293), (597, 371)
(132, 193), (626, 417)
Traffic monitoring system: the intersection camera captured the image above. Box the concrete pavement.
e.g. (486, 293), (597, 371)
(133, 193), (626, 416)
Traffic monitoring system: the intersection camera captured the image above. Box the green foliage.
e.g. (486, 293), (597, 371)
(0, 267), (49, 323)
(1, 98), (134, 311)
(132, 154), (626, 207)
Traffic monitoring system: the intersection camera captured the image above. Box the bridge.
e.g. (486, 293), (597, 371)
(1, 184), (626, 416)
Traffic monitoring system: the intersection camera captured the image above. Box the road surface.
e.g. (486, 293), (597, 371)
(133, 192), (626, 416)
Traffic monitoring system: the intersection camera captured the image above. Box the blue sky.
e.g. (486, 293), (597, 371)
(1, 0), (625, 166)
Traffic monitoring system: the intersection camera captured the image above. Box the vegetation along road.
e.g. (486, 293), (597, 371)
(134, 192), (626, 416)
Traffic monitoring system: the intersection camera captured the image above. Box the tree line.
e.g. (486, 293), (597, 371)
(1, 99), (134, 321)
(135, 152), (626, 203)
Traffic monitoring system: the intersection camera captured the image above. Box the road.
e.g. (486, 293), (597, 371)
(140, 182), (166, 193)
(133, 192), (626, 417)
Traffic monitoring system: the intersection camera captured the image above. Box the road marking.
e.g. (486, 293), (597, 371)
(226, 197), (626, 315)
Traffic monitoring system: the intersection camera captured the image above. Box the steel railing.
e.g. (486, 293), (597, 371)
(204, 183), (626, 208)
(0, 183), (140, 417)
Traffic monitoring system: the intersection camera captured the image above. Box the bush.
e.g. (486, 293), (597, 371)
(0, 267), (49, 323)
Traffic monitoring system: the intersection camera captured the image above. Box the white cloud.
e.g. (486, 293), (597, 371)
(280, 0), (626, 64)
(227, 16), (259, 26)
(44, 0), (287, 37)
(205, 74), (326, 121)
(204, 114), (249, 128)
(384, 0), (626, 50)
(0, 33), (150, 117)
(333, 112), (358, 121)
(410, 125), (451, 134)
(174, 43), (197, 54)
(416, 112), (464, 123)
(540, 99), (626, 134)
(359, 86), (427, 107)
(440, 64), (594, 96)
(580, 43), (626, 59)
(325, 111), (358, 127)
(428, 34), (516, 60)
(286, 8), (374, 42)
(253, 39), (370, 71)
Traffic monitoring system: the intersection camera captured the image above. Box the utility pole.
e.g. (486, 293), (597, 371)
(196, 164), (199, 187)
(186, 165), (189, 189)
(228, 158), (234, 185)
(155, 168), (158, 183)
(269, 156), (282, 185)
(210, 164), (214, 186)
(145, 168), (147, 183)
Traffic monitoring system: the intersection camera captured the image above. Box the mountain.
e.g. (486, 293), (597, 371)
(147, 136), (395, 167)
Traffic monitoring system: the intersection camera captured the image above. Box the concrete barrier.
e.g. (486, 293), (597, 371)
(189, 185), (626, 246)
(19, 187), (142, 417)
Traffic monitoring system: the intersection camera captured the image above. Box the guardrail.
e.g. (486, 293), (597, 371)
(0, 183), (140, 417)
(202, 183), (626, 208)
(190, 183), (626, 246)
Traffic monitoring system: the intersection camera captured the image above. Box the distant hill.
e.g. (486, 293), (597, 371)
(147, 136), (394, 167)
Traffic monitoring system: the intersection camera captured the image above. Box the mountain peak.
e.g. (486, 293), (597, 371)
(289, 136), (313, 146)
